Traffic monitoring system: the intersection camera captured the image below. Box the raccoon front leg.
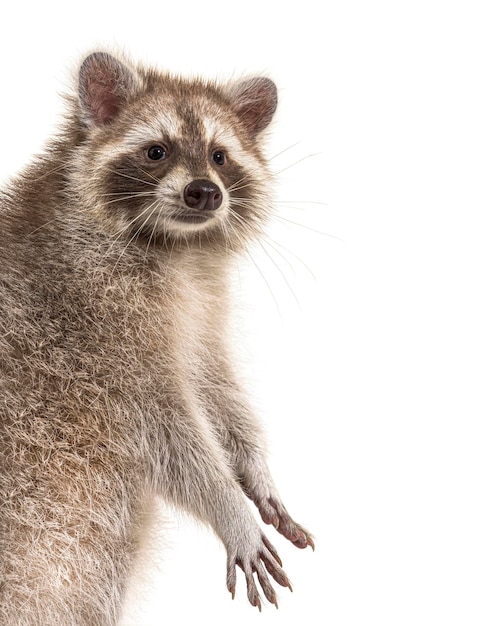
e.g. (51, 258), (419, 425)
(237, 448), (315, 552)
(154, 398), (291, 609)
(197, 358), (314, 551)
(232, 440), (314, 551)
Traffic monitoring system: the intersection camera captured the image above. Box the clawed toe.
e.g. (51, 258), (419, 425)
(257, 496), (314, 551)
(227, 535), (292, 609)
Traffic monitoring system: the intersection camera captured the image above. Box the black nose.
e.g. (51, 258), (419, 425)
(184, 179), (223, 211)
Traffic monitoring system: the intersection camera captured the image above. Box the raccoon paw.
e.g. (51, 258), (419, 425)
(226, 532), (292, 610)
(257, 497), (315, 550)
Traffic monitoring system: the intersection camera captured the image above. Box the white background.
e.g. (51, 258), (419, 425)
(1, 1), (488, 625)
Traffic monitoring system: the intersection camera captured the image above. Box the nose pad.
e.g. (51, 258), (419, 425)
(184, 179), (223, 211)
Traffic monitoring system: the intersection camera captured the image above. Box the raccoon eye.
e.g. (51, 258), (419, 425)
(146, 145), (167, 161)
(212, 150), (226, 166)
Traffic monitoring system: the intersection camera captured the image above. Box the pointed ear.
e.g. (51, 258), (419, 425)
(229, 77), (278, 138)
(78, 52), (137, 127)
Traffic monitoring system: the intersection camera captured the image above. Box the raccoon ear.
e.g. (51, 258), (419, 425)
(78, 52), (137, 127)
(229, 77), (278, 138)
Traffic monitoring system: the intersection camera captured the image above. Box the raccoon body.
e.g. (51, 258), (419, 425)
(0, 52), (313, 625)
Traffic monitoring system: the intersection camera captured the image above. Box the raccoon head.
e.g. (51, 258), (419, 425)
(73, 52), (277, 252)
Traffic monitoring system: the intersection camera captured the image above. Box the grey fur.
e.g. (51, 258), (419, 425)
(0, 51), (313, 625)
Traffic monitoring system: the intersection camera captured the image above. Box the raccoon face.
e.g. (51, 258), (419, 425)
(75, 52), (277, 250)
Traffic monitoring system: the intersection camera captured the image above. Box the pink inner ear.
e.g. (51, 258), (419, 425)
(83, 74), (124, 126)
(79, 52), (135, 127)
(91, 89), (121, 125)
(232, 78), (277, 138)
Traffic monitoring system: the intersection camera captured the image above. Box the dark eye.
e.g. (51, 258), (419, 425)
(147, 145), (167, 161)
(212, 150), (226, 166)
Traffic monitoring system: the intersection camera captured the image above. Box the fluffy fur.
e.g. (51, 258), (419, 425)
(0, 51), (313, 625)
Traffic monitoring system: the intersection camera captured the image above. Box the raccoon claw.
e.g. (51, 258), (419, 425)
(258, 497), (315, 550)
(226, 534), (291, 609)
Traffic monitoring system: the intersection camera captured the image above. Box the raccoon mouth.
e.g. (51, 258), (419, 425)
(173, 213), (214, 224)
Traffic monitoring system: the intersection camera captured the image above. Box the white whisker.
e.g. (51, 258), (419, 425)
(27, 217), (60, 237)
(257, 240), (302, 310)
(272, 153), (321, 178)
(275, 215), (343, 240)
(245, 247), (283, 320)
(104, 168), (159, 187)
(93, 201), (159, 274)
(108, 200), (161, 278)
(264, 236), (316, 280)
(129, 161), (161, 185)
(268, 142), (301, 162)
(144, 205), (164, 260)
(102, 192), (157, 206)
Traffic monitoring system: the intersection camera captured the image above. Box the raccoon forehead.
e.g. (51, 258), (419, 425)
(114, 112), (246, 157)
(201, 116), (243, 152)
(122, 113), (184, 147)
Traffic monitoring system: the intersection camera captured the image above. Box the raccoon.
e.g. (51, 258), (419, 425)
(0, 51), (314, 625)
